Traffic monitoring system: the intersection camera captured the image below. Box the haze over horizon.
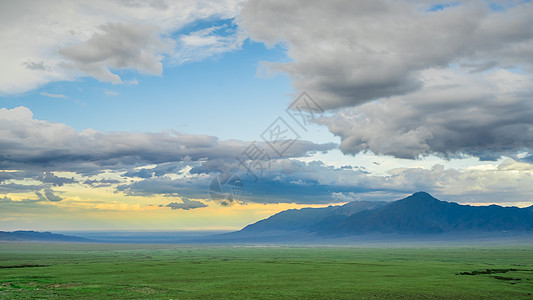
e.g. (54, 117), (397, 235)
(1, 0), (533, 231)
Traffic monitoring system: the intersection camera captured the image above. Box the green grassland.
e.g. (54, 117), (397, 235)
(0, 243), (531, 299)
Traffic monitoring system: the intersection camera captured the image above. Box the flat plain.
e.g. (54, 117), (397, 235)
(0, 243), (531, 299)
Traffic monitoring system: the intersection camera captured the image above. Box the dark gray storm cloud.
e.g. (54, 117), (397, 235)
(0, 106), (335, 173)
(0, 171), (31, 183)
(109, 156), (533, 205)
(241, 0), (533, 110)
(318, 70), (533, 159)
(116, 159), (400, 204)
(241, 0), (533, 160)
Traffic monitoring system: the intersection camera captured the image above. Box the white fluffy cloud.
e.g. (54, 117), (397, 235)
(174, 23), (247, 64)
(58, 23), (174, 84)
(382, 160), (533, 205)
(0, 0), (244, 94)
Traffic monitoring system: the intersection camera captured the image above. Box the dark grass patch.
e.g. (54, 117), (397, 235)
(492, 276), (521, 281)
(457, 268), (518, 275)
(0, 264), (50, 269)
(456, 268), (533, 285)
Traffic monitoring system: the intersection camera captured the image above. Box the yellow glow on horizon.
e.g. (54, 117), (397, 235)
(1, 183), (344, 231)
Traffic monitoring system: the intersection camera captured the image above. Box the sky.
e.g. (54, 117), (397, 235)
(1, 0), (533, 231)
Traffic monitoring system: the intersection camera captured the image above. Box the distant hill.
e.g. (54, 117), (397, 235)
(239, 192), (533, 236)
(0, 231), (91, 242)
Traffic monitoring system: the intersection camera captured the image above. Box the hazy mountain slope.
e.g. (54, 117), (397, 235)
(322, 192), (533, 235)
(240, 192), (533, 237)
(0, 231), (91, 242)
(240, 201), (387, 232)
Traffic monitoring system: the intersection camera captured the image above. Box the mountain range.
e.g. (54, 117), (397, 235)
(239, 192), (533, 236)
(2, 192), (532, 243)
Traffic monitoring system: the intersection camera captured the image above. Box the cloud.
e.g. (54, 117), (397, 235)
(0, 171), (32, 183)
(117, 175), (208, 197)
(114, 155), (533, 205)
(240, 0), (533, 110)
(0, 170), (77, 194)
(0, 195), (47, 211)
(0, 106), (334, 172)
(174, 21), (247, 64)
(83, 178), (121, 188)
(318, 68), (533, 159)
(260, 158), (533, 205)
(34, 191), (46, 202)
(0, 106), (337, 201)
(166, 197), (207, 210)
(103, 89), (119, 96)
(331, 192), (361, 202)
(58, 23), (174, 83)
(0, 195), (13, 203)
(35, 189), (63, 202)
(117, 158), (382, 204)
(37, 172), (77, 187)
(0, 183), (44, 194)
(381, 159), (533, 205)
(123, 168), (156, 179)
(0, 144), (519, 207)
(23, 61), (52, 71)
(241, 0), (533, 160)
(0, 0), (245, 94)
(123, 162), (198, 179)
(40, 92), (66, 98)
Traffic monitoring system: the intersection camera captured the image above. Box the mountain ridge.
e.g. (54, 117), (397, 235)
(240, 192), (533, 236)
(2, 192), (531, 243)
(241, 200), (387, 232)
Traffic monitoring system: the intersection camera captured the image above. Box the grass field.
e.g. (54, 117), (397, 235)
(0, 243), (531, 299)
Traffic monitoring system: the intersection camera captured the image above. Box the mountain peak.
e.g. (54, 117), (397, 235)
(409, 191), (435, 198)
(399, 191), (441, 204)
